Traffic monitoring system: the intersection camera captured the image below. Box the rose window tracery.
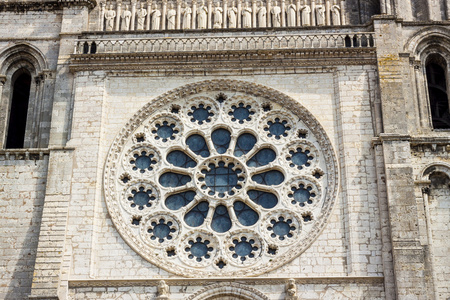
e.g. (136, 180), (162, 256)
(104, 80), (338, 277)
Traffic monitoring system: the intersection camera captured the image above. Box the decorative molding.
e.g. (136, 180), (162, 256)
(74, 32), (375, 55)
(70, 48), (376, 72)
(0, 148), (50, 160)
(68, 276), (385, 288)
(70, 32), (376, 71)
(0, 0), (96, 12)
(186, 282), (270, 300)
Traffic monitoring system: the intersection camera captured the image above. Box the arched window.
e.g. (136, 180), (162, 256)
(425, 54), (450, 129)
(0, 44), (50, 149)
(5, 69), (31, 148)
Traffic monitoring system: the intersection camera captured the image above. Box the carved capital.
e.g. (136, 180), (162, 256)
(35, 74), (45, 85)
(421, 186), (430, 195)
(0, 75), (6, 86)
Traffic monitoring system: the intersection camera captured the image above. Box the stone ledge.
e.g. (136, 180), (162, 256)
(0, 0), (96, 12)
(70, 48), (377, 71)
(0, 148), (50, 160)
(68, 276), (385, 288)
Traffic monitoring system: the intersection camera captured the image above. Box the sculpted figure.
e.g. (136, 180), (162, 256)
(152, 4), (162, 29)
(228, 1), (238, 28)
(271, 1), (281, 27)
(182, 2), (192, 29)
(331, 5), (341, 25)
(286, 279), (298, 300)
(213, 2), (223, 28)
(167, 3), (177, 29)
(156, 280), (170, 299)
(242, 1), (252, 28)
(121, 5), (132, 30)
(136, 3), (148, 30)
(301, 4), (311, 26)
(257, 0), (266, 27)
(287, 2), (296, 26)
(197, 0), (208, 29)
(316, 5), (325, 25)
(105, 4), (116, 31)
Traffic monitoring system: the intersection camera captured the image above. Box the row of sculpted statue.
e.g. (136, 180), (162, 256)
(101, 0), (345, 31)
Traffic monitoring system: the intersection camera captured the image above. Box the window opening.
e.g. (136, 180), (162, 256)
(6, 70), (31, 148)
(426, 59), (450, 129)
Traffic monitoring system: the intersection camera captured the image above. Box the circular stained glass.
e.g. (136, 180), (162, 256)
(104, 80), (338, 277)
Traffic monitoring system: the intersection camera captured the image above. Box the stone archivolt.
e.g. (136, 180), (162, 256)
(99, 0), (346, 31)
(103, 79), (339, 277)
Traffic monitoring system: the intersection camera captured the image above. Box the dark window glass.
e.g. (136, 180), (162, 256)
(165, 191), (196, 210)
(246, 148), (276, 167)
(211, 205), (232, 232)
(251, 170), (284, 186)
(233, 201), (259, 226)
(184, 201), (209, 227)
(247, 190), (278, 209)
(6, 71), (31, 149)
(234, 133), (257, 157)
(426, 62), (450, 129)
(159, 172), (191, 187)
(211, 128), (231, 154)
(167, 150), (196, 168)
(186, 134), (210, 157)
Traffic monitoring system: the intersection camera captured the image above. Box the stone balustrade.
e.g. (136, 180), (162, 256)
(74, 32), (375, 54)
(99, 0), (346, 32)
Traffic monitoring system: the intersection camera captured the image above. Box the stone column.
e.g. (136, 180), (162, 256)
(207, 0), (212, 28)
(100, 2), (106, 31)
(311, 0), (315, 25)
(162, 0), (167, 29)
(339, 0), (345, 25)
(267, 0), (271, 26)
(131, 1), (137, 30)
(325, 0), (330, 25)
(413, 61), (432, 128)
(237, 0), (242, 27)
(0, 75), (6, 149)
(192, 0), (197, 28)
(146, 1), (152, 29)
(252, 0), (257, 27)
(446, 0), (450, 20)
(281, 0), (286, 26)
(29, 74), (44, 147)
(115, 2), (122, 30)
(223, 0), (228, 28)
(394, 0), (412, 20)
(296, 0), (301, 26)
(427, 0), (441, 20)
(38, 70), (56, 148)
(176, 0), (182, 29)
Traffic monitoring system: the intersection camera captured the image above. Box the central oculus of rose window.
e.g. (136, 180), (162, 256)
(104, 80), (338, 277)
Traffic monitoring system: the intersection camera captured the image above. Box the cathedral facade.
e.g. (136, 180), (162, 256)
(0, 0), (449, 299)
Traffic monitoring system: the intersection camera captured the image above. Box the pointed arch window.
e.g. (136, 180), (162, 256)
(5, 69), (31, 148)
(425, 54), (450, 129)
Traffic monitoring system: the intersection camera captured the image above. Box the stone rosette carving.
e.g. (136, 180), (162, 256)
(103, 79), (339, 277)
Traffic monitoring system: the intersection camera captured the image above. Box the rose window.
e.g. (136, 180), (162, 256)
(104, 80), (338, 277)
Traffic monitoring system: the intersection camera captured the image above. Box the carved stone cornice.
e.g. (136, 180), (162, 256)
(69, 48), (376, 71)
(0, 0), (96, 12)
(68, 276), (385, 288)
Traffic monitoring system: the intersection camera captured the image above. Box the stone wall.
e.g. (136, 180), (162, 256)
(0, 154), (48, 300)
(59, 64), (387, 298)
